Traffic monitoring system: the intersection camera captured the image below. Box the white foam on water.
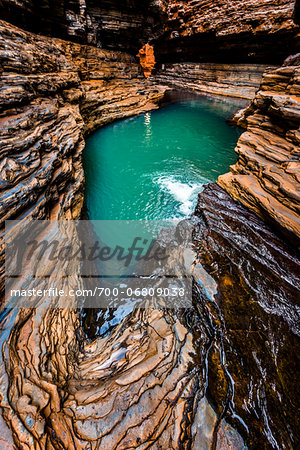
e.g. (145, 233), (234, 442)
(154, 174), (208, 216)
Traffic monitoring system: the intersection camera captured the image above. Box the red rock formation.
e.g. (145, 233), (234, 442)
(136, 43), (156, 78)
(218, 57), (300, 243)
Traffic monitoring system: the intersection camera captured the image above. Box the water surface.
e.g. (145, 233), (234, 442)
(83, 97), (242, 220)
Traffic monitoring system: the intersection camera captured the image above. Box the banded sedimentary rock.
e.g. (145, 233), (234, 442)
(0, 289), (200, 448)
(163, 0), (297, 39)
(156, 0), (299, 63)
(137, 43), (156, 78)
(0, 19), (167, 215)
(56, 39), (167, 134)
(1, 184), (299, 449)
(0, 19), (168, 293)
(0, 218), (248, 449)
(218, 55), (300, 242)
(0, 0), (167, 53)
(0, 20), (85, 293)
(1, 1), (298, 64)
(154, 63), (275, 99)
(193, 184), (300, 449)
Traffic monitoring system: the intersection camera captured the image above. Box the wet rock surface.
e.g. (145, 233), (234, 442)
(0, 2), (299, 448)
(0, 185), (299, 449)
(218, 57), (300, 243)
(193, 183), (300, 449)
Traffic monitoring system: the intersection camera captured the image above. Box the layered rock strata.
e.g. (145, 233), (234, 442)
(0, 19), (165, 222)
(154, 63), (276, 99)
(0, 219), (248, 449)
(193, 184), (300, 449)
(218, 56), (300, 242)
(0, 19), (168, 292)
(0, 1), (298, 64)
(0, 0), (167, 53)
(0, 5), (299, 449)
(156, 0), (299, 63)
(1, 184), (299, 449)
(0, 287), (201, 448)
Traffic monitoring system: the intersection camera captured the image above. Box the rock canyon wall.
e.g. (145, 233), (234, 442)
(0, 1), (298, 63)
(0, 0), (300, 449)
(156, 0), (299, 63)
(0, 19), (167, 293)
(0, 0), (167, 52)
(218, 57), (300, 243)
(154, 62), (274, 99)
(0, 19), (167, 224)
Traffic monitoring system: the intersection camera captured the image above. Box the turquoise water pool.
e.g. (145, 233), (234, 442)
(83, 97), (242, 220)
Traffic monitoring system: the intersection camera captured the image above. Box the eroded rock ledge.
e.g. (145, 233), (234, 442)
(1, 0), (298, 64)
(218, 56), (300, 243)
(154, 63), (274, 99)
(0, 10), (300, 450)
(0, 19), (167, 222)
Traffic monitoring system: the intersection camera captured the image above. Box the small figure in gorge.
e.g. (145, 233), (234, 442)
(136, 43), (155, 78)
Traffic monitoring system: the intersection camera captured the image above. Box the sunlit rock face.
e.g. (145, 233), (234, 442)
(137, 43), (156, 78)
(218, 55), (300, 243)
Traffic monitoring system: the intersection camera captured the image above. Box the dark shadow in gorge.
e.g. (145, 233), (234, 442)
(1, 182), (299, 448)
(154, 31), (300, 65)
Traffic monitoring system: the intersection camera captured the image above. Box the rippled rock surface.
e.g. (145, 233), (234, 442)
(0, 185), (299, 449)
